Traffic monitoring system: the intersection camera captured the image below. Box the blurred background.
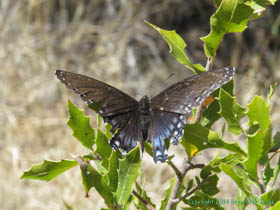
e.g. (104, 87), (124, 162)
(1, 0), (279, 209)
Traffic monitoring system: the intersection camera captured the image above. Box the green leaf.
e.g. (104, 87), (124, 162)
(201, 153), (243, 175)
(67, 101), (95, 150)
(145, 21), (204, 74)
(261, 154), (274, 186)
(79, 158), (115, 207)
(160, 177), (176, 210)
(200, 100), (221, 128)
(95, 129), (112, 169)
(221, 164), (251, 196)
(244, 96), (272, 179)
(247, 96), (271, 131)
(200, 81), (234, 128)
(201, 175), (219, 196)
(21, 159), (78, 181)
(116, 145), (141, 205)
(201, 0), (239, 57)
(181, 124), (246, 157)
(108, 150), (118, 192)
(227, 3), (254, 33)
(219, 89), (246, 135)
(244, 125), (272, 179)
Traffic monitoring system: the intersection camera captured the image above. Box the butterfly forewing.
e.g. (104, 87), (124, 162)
(150, 67), (235, 114)
(55, 70), (138, 116)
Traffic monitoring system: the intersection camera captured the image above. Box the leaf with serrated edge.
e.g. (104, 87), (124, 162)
(116, 145), (141, 205)
(21, 159), (78, 181)
(182, 124), (246, 156)
(219, 89), (246, 135)
(67, 101), (95, 150)
(145, 21), (204, 74)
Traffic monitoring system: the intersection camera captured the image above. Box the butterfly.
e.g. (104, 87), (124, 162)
(55, 67), (235, 163)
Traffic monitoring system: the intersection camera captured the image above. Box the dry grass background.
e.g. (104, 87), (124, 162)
(1, 0), (280, 209)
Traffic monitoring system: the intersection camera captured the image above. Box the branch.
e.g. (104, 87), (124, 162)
(166, 161), (205, 210)
(174, 177), (209, 203)
(132, 190), (155, 210)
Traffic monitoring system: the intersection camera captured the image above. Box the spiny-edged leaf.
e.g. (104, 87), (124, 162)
(219, 88), (246, 135)
(182, 124), (246, 157)
(67, 101), (95, 150)
(247, 95), (271, 131)
(135, 182), (156, 210)
(244, 125), (272, 179)
(145, 21), (204, 74)
(201, 175), (219, 196)
(160, 177), (176, 210)
(201, 153), (244, 176)
(108, 150), (118, 192)
(79, 157), (115, 207)
(200, 81), (234, 128)
(261, 189), (280, 207)
(95, 129), (112, 169)
(116, 145), (141, 205)
(221, 164), (251, 196)
(184, 191), (224, 209)
(21, 159), (78, 181)
(201, 0), (239, 57)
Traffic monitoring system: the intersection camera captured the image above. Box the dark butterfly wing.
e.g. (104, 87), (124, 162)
(55, 70), (141, 153)
(149, 67), (235, 162)
(148, 109), (187, 162)
(55, 70), (138, 116)
(107, 110), (143, 153)
(150, 67), (235, 114)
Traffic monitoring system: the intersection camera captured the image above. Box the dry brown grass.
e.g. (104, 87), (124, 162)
(1, 1), (279, 210)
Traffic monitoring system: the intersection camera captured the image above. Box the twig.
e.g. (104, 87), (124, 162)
(168, 160), (182, 178)
(166, 161), (205, 210)
(132, 190), (155, 210)
(174, 177), (209, 203)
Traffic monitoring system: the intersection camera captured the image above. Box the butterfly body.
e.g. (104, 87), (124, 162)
(55, 67), (235, 163)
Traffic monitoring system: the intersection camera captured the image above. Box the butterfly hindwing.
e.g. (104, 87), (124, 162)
(148, 109), (188, 162)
